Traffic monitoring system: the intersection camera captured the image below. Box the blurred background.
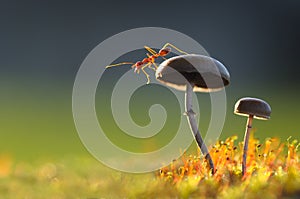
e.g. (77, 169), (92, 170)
(0, 0), (299, 161)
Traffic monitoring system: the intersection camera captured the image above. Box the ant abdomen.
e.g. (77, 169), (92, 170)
(159, 47), (171, 56)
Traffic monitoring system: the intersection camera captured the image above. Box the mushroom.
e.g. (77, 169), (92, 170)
(234, 97), (271, 175)
(156, 54), (230, 173)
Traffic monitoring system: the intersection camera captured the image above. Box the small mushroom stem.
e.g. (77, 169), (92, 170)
(185, 83), (215, 174)
(242, 115), (253, 176)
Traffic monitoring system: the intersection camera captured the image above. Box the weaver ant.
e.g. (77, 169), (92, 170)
(105, 43), (188, 84)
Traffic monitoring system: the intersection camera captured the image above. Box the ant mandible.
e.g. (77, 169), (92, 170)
(105, 43), (188, 84)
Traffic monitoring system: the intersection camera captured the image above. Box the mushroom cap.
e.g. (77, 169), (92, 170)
(155, 54), (230, 92)
(234, 97), (271, 120)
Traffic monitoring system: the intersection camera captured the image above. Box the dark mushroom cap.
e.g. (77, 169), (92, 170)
(155, 54), (230, 92)
(234, 97), (271, 120)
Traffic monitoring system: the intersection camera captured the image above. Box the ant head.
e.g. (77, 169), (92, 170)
(159, 47), (171, 56)
(136, 61), (144, 66)
(132, 61), (144, 69)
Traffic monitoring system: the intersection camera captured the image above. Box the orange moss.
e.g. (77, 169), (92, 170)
(159, 135), (300, 184)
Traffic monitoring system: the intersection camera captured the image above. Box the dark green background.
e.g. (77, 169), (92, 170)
(1, 0), (299, 160)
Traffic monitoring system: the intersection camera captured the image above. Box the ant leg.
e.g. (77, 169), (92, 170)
(152, 62), (159, 70)
(145, 45), (167, 60)
(148, 63), (156, 71)
(106, 62), (135, 68)
(144, 46), (157, 56)
(141, 63), (151, 84)
(162, 43), (189, 55)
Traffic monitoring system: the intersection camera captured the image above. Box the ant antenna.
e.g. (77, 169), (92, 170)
(105, 62), (134, 68)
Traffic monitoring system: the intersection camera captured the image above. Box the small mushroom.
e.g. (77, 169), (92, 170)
(156, 54), (230, 173)
(234, 97), (271, 176)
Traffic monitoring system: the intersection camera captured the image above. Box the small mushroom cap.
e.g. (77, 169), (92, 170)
(234, 97), (271, 120)
(155, 54), (230, 92)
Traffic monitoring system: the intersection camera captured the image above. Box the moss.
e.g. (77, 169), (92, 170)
(0, 135), (299, 198)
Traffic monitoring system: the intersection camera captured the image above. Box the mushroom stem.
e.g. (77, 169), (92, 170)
(242, 115), (253, 176)
(185, 83), (215, 173)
